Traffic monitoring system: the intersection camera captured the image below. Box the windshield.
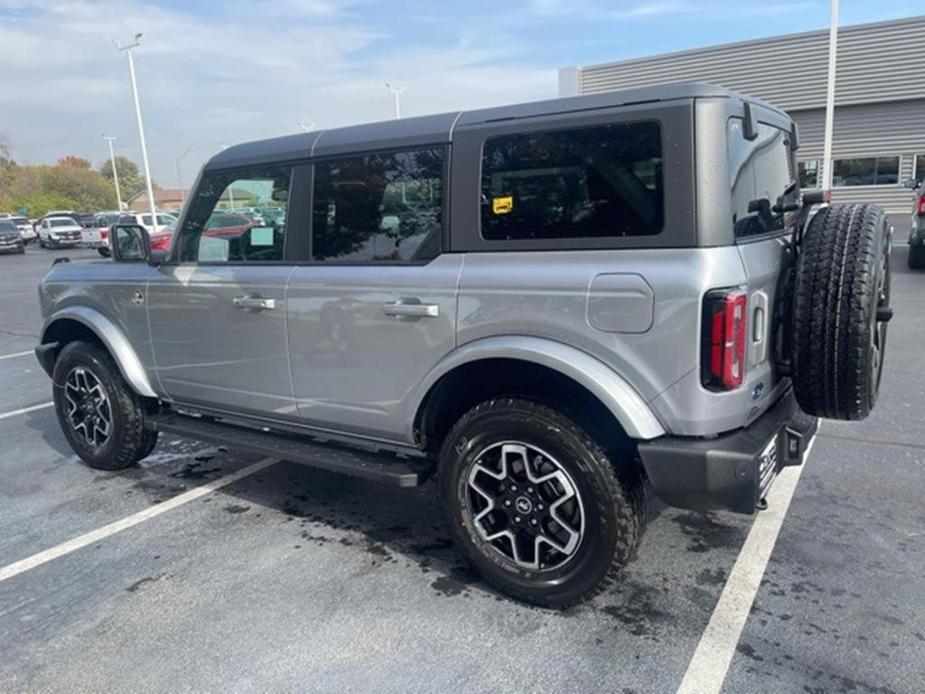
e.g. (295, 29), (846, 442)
(0, 221), (16, 232)
(10, 217), (28, 225)
(49, 218), (76, 227)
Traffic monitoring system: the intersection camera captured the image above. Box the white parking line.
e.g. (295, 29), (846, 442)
(0, 402), (54, 421)
(0, 350), (33, 361)
(0, 456), (278, 584)
(676, 436), (817, 694)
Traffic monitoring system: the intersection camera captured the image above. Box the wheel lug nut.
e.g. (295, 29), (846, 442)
(530, 519), (538, 526)
(504, 500), (511, 507)
(514, 516), (521, 523)
(527, 487), (534, 494)
(510, 485), (517, 492)
(537, 503), (545, 511)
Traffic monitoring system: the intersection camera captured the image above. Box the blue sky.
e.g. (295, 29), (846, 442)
(1, 1), (921, 187)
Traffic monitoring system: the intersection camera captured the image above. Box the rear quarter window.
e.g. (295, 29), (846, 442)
(480, 121), (664, 241)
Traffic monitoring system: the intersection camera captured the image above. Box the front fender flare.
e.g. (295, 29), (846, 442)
(410, 336), (665, 440)
(39, 306), (158, 398)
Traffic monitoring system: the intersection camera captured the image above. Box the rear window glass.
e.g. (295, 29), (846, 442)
(727, 119), (798, 239)
(480, 121), (664, 241)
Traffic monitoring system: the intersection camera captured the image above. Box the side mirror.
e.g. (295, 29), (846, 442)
(111, 224), (149, 263)
(903, 178), (921, 190)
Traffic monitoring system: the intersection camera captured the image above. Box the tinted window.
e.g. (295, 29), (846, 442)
(178, 166), (291, 262)
(798, 160), (818, 188)
(832, 157), (899, 186)
(311, 148), (443, 263)
(727, 119), (797, 239)
(480, 122), (663, 241)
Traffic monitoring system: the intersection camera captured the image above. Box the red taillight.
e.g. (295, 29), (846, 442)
(702, 289), (748, 391)
(100, 229), (109, 239)
(916, 194), (925, 216)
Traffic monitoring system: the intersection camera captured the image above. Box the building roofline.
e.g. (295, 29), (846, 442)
(577, 14), (925, 73)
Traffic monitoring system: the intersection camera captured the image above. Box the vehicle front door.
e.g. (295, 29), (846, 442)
(287, 147), (460, 443)
(147, 166), (298, 419)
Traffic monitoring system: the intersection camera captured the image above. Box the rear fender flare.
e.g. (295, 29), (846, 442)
(409, 336), (665, 441)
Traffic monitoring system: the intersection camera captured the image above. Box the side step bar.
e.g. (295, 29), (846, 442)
(147, 412), (433, 488)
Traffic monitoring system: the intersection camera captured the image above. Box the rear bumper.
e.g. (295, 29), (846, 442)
(637, 389), (817, 514)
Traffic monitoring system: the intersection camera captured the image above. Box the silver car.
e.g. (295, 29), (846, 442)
(34, 83), (892, 607)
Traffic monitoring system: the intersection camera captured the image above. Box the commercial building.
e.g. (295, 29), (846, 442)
(560, 15), (925, 221)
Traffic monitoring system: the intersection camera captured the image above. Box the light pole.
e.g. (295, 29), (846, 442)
(821, 0), (839, 191)
(385, 82), (405, 119)
(176, 147), (191, 206)
(102, 135), (123, 211)
(116, 33), (158, 230)
(297, 120), (317, 132)
(219, 144), (234, 209)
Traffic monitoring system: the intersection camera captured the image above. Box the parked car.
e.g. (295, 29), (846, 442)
(119, 212), (177, 234)
(148, 219), (176, 252)
(9, 216), (36, 243)
(904, 178), (925, 268)
(35, 83), (892, 608)
(37, 216), (83, 248)
(0, 219), (25, 254)
(73, 213), (98, 229)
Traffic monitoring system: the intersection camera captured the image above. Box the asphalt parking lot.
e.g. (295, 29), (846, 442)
(0, 243), (923, 693)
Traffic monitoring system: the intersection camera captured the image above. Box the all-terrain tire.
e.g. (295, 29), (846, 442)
(908, 244), (925, 270)
(437, 397), (643, 608)
(792, 204), (891, 420)
(52, 341), (158, 470)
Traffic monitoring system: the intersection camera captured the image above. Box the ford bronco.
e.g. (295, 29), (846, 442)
(35, 83), (892, 607)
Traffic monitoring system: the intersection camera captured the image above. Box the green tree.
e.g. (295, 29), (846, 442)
(97, 155), (146, 201)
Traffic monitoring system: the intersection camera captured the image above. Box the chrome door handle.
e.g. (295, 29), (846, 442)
(383, 301), (439, 318)
(233, 295), (276, 311)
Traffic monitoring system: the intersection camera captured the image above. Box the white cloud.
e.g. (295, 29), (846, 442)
(0, 0), (555, 188)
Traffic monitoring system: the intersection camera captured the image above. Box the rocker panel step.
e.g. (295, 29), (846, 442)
(148, 412), (430, 487)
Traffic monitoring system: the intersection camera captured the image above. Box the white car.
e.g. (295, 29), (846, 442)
(119, 212), (177, 234)
(38, 216), (83, 248)
(9, 216), (36, 243)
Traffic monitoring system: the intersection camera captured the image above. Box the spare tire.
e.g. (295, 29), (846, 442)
(792, 203), (891, 420)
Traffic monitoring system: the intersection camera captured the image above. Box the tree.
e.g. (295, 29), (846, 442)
(97, 155), (146, 201)
(0, 132), (10, 159)
(57, 156), (92, 169)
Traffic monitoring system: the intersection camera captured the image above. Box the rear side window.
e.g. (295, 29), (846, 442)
(311, 148), (444, 263)
(480, 121), (664, 241)
(727, 119), (797, 239)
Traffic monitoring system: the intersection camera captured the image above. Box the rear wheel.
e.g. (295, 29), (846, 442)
(792, 203), (891, 420)
(52, 341), (158, 470)
(908, 244), (925, 269)
(97, 247), (111, 258)
(438, 397), (642, 608)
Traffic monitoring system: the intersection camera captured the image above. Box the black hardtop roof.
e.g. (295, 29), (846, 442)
(207, 82), (786, 171)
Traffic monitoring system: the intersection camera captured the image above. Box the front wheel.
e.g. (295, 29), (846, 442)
(97, 247), (111, 258)
(52, 341), (158, 470)
(438, 397), (643, 608)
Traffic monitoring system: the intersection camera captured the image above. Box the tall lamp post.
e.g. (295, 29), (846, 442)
(385, 82), (405, 119)
(176, 147), (191, 206)
(821, 0), (839, 191)
(102, 135), (123, 211)
(116, 33), (158, 230)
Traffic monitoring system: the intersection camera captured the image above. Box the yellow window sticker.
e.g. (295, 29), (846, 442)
(492, 196), (514, 215)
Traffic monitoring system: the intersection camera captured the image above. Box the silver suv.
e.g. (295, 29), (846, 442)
(35, 83), (893, 607)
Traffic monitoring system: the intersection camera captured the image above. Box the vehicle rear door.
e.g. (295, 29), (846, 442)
(147, 165), (298, 419)
(286, 146), (460, 443)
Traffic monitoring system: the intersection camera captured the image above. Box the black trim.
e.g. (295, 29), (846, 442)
(637, 389), (817, 514)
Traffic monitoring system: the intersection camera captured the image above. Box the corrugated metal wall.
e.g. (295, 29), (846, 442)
(568, 15), (925, 224)
(576, 16), (925, 112)
(793, 101), (924, 217)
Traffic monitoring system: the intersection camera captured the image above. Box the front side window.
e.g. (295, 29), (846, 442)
(481, 122), (663, 241)
(798, 160), (819, 188)
(178, 166), (291, 263)
(311, 148), (444, 263)
(832, 157), (899, 186)
(727, 119), (797, 239)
